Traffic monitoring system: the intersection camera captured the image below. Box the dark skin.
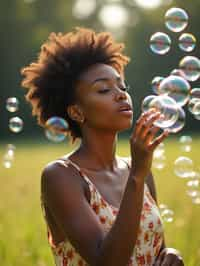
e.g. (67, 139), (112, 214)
(41, 63), (184, 266)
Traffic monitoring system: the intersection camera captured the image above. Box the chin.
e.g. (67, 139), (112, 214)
(116, 119), (133, 132)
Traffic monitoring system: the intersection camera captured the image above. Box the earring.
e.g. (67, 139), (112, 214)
(79, 117), (85, 124)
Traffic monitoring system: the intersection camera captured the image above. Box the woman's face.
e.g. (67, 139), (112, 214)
(75, 63), (133, 133)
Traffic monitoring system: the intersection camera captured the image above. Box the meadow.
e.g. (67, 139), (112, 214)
(0, 136), (200, 266)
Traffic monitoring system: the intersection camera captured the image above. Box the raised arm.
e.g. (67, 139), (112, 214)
(41, 110), (168, 266)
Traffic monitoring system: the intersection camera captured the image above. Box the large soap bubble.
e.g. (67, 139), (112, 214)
(45, 116), (69, 142)
(6, 97), (19, 112)
(150, 32), (171, 55)
(148, 95), (179, 128)
(174, 156), (194, 178)
(179, 56), (200, 82)
(9, 117), (23, 133)
(158, 75), (190, 107)
(165, 7), (188, 32)
(178, 33), (196, 52)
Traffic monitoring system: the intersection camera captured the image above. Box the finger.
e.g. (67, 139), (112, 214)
(140, 113), (162, 139)
(135, 111), (161, 138)
(144, 126), (160, 145)
(134, 111), (154, 136)
(149, 129), (169, 151)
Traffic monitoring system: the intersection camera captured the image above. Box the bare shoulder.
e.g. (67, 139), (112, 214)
(41, 159), (84, 203)
(41, 159), (106, 265)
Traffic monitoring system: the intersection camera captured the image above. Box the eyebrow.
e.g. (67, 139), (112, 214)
(91, 76), (122, 85)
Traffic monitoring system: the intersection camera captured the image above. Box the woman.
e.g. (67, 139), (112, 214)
(21, 27), (184, 266)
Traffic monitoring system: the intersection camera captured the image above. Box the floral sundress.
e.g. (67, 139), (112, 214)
(41, 157), (164, 266)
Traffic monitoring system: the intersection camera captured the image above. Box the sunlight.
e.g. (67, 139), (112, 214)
(134, 0), (162, 9)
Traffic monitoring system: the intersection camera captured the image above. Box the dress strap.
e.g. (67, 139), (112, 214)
(56, 157), (94, 187)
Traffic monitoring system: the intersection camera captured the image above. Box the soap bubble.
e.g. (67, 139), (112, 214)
(9, 117), (23, 133)
(179, 56), (200, 82)
(188, 98), (200, 115)
(167, 106), (185, 133)
(151, 76), (164, 94)
(186, 179), (199, 197)
(179, 135), (192, 152)
(191, 191), (200, 205)
(170, 69), (187, 79)
(6, 144), (16, 157)
(148, 95), (179, 128)
(165, 7), (188, 32)
(174, 156), (194, 178)
(141, 95), (156, 112)
(193, 113), (200, 120)
(6, 97), (19, 112)
(2, 149), (15, 169)
(161, 208), (174, 223)
(153, 153), (166, 170)
(158, 75), (190, 107)
(154, 142), (165, 157)
(178, 33), (196, 52)
(150, 32), (171, 55)
(159, 203), (168, 211)
(45, 116), (69, 142)
(190, 88), (200, 100)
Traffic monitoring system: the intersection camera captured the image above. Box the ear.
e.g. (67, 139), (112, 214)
(67, 105), (85, 124)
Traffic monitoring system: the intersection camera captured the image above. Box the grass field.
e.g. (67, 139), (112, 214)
(0, 137), (200, 266)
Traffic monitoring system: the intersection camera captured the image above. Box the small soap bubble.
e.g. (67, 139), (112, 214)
(179, 56), (200, 82)
(179, 135), (192, 152)
(2, 152), (14, 169)
(154, 142), (165, 157)
(188, 98), (200, 115)
(186, 179), (199, 197)
(174, 156), (194, 178)
(167, 106), (185, 133)
(165, 7), (188, 32)
(6, 97), (19, 112)
(194, 113), (200, 120)
(150, 32), (171, 55)
(45, 116), (69, 142)
(178, 33), (196, 52)
(158, 75), (190, 107)
(9, 117), (23, 133)
(159, 203), (168, 211)
(170, 69), (187, 79)
(161, 209), (174, 223)
(153, 153), (166, 170)
(190, 88), (200, 100)
(191, 191), (200, 205)
(141, 95), (156, 113)
(151, 76), (164, 94)
(148, 95), (179, 128)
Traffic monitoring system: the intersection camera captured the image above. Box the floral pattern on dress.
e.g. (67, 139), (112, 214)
(41, 158), (164, 266)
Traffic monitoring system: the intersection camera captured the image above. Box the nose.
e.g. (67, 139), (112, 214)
(114, 88), (127, 101)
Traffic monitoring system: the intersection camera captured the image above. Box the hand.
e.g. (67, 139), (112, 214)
(154, 248), (184, 266)
(130, 109), (169, 177)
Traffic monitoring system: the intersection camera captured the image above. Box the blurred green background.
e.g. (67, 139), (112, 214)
(0, 0), (200, 265)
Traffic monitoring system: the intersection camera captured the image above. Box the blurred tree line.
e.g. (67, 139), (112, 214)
(0, 0), (199, 141)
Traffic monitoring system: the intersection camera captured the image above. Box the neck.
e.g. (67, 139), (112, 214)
(78, 129), (118, 171)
